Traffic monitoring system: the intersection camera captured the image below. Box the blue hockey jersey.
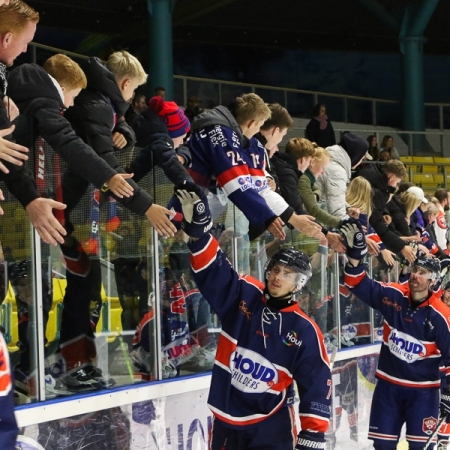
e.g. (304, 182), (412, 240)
(344, 264), (450, 388)
(188, 234), (331, 432)
(187, 106), (293, 226)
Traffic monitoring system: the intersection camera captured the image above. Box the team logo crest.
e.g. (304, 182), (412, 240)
(196, 202), (205, 214)
(422, 416), (437, 435)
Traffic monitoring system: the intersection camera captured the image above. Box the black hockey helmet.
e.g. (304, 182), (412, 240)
(412, 257), (441, 282)
(265, 247), (312, 294)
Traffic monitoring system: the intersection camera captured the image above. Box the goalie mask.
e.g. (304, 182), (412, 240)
(265, 248), (312, 297)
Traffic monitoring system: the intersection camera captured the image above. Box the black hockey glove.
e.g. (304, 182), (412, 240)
(175, 189), (213, 238)
(340, 222), (367, 260)
(440, 389), (450, 421)
(295, 431), (326, 450)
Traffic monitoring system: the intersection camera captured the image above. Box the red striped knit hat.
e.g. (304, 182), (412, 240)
(148, 96), (190, 138)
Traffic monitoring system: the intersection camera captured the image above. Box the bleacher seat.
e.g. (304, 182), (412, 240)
(434, 174), (445, 186)
(410, 156), (438, 174)
(400, 156), (414, 164)
(412, 156), (434, 164)
(412, 173), (436, 190)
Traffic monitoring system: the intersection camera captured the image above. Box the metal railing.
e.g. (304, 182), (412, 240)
(29, 42), (450, 130)
(173, 74), (450, 130)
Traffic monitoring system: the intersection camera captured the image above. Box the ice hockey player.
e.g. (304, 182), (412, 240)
(175, 188), (331, 450)
(341, 220), (450, 449)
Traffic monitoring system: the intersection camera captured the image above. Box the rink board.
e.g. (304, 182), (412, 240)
(14, 344), (382, 449)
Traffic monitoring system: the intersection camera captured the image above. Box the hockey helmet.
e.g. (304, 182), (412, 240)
(265, 247), (312, 294)
(411, 257), (441, 283)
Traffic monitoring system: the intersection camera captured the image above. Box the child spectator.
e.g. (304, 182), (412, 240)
(128, 95), (194, 188)
(7, 54), (133, 205)
(57, 51), (177, 389)
(63, 50), (176, 237)
(185, 93), (322, 241)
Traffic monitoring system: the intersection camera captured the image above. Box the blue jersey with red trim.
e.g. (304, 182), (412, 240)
(188, 234), (331, 432)
(344, 264), (450, 389)
(187, 121), (282, 226)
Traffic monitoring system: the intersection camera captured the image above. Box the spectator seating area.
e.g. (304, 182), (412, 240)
(400, 156), (450, 194)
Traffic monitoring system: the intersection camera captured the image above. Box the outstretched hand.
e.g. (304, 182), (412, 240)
(145, 204), (177, 237)
(175, 189), (213, 238)
(107, 173), (134, 198)
(340, 222), (367, 260)
(25, 198), (67, 246)
(0, 125), (29, 173)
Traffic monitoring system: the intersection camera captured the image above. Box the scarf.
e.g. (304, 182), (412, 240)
(313, 114), (328, 130)
(0, 63), (7, 96)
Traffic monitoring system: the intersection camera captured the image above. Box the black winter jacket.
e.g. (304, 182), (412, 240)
(8, 64), (118, 195)
(305, 118), (336, 148)
(0, 65), (41, 207)
(270, 152), (307, 215)
(386, 195), (411, 237)
(130, 108), (193, 185)
(358, 164), (406, 253)
(64, 57), (153, 215)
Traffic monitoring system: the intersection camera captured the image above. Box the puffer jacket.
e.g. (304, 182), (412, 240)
(315, 145), (351, 219)
(64, 57), (153, 216)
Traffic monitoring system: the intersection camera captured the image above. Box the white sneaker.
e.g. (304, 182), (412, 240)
(44, 374), (71, 397)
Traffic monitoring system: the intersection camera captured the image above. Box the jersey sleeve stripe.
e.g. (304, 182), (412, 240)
(216, 165), (253, 188)
(344, 270), (366, 287)
(300, 415), (330, 433)
(190, 235), (218, 273)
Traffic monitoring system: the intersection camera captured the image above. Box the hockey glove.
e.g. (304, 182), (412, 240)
(175, 179), (204, 198)
(440, 258), (450, 278)
(421, 230), (435, 251)
(175, 189), (213, 238)
(340, 222), (367, 260)
(295, 431), (326, 450)
(440, 389), (450, 421)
